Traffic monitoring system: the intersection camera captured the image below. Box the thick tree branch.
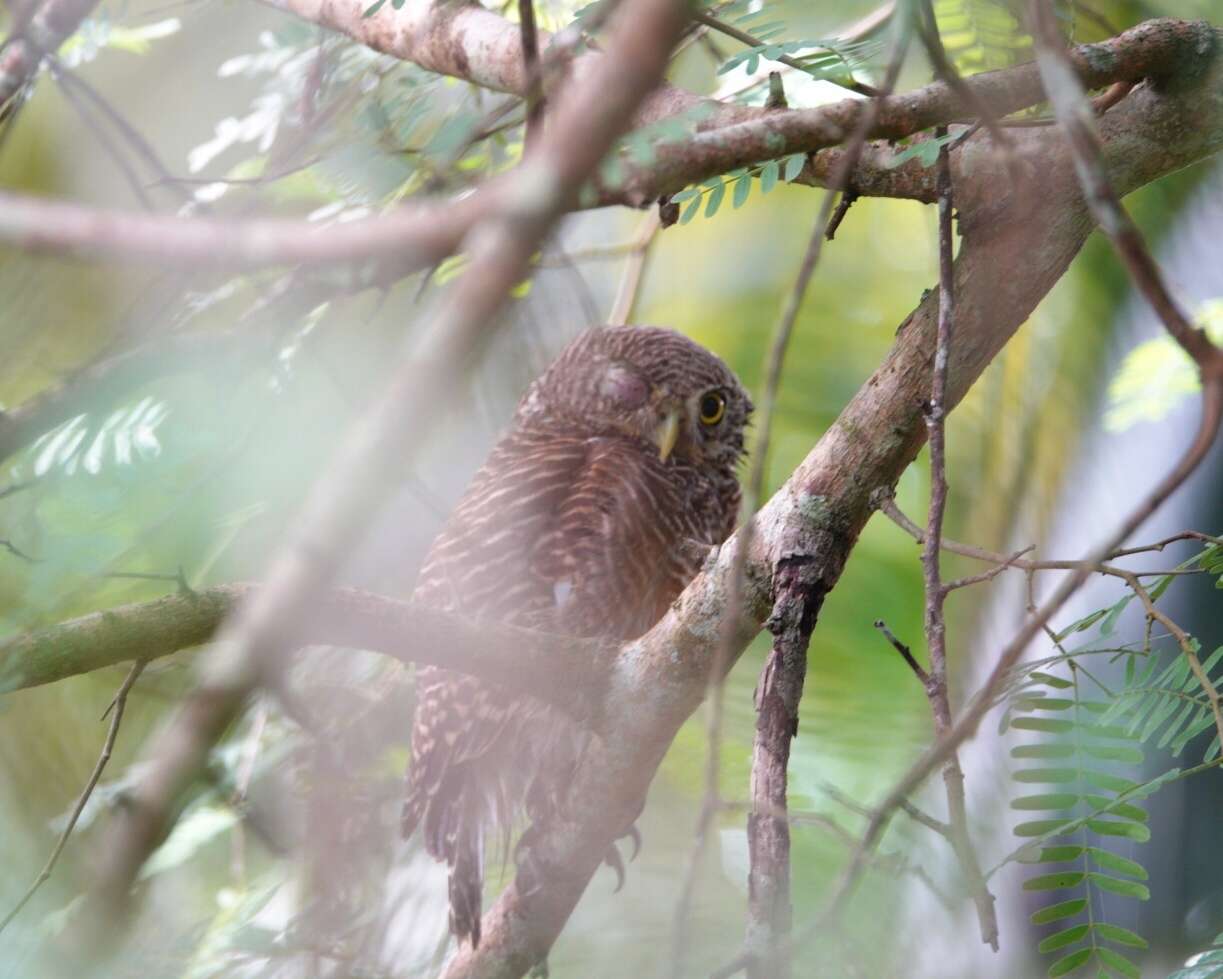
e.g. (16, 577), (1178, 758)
(0, 584), (611, 713)
(0, 21), (1211, 269)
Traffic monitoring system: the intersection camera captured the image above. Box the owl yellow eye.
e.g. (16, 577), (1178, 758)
(699, 392), (726, 426)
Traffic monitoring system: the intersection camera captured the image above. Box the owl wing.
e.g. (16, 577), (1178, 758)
(405, 431), (690, 809)
(403, 431), (700, 944)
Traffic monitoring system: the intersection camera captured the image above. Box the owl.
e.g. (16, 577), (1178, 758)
(401, 325), (752, 946)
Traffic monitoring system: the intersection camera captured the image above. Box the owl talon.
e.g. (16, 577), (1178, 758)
(603, 842), (627, 893)
(619, 825), (642, 862)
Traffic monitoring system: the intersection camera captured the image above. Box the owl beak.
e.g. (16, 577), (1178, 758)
(653, 408), (681, 462)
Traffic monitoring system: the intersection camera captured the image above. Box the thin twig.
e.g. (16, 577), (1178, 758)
(517, 0), (545, 150)
(818, 780), (951, 841)
(873, 618), (930, 687)
(607, 208), (661, 326)
(823, 189), (859, 241)
(691, 9), (880, 98)
(0, 660), (144, 937)
(876, 493), (1215, 581)
(1117, 570), (1223, 753)
(918, 128), (998, 949)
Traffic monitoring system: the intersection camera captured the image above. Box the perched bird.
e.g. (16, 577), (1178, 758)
(401, 325), (752, 946)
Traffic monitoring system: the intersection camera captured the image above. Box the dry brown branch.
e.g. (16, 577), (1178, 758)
(0, 661), (144, 937)
(915, 126), (998, 950)
(0, 20), (1209, 274)
(517, 0), (544, 150)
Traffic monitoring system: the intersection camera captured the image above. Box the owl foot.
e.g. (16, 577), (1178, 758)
(602, 825), (642, 893)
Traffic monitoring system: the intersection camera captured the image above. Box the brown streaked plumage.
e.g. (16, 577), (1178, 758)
(401, 325), (751, 946)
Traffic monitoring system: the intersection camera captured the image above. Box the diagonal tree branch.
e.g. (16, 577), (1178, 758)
(85, 0), (695, 966)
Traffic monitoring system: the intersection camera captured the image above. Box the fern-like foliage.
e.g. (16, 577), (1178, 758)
(667, 152), (807, 224)
(933, 0), (1030, 75)
(1103, 644), (1223, 764)
(710, 0), (885, 86)
(1009, 667), (1153, 978)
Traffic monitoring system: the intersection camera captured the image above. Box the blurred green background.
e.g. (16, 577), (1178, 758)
(1, 0), (1221, 976)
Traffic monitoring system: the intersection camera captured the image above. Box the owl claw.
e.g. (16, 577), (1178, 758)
(603, 842), (627, 893)
(620, 825), (642, 862)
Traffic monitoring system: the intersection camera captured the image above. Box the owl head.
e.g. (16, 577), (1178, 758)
(517, 326), (753, 471)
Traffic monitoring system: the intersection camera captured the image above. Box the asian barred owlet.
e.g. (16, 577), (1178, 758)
(401, 325), (751, 946)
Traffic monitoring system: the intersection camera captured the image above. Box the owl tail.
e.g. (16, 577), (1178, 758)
(403, 765), (485, 948)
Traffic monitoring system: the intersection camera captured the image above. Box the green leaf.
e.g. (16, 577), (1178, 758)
(1081, 770), (1135, 793)
(679, 195), (702, 225)
(363, 0), (387, 14)
(1086, 744), (1139, 768)
(1015, 696), (1075, 712)
(1100, 594), (1134, 635)
(1031, 672), (1074, 689)
(670, 188), (700, 202)
(1086, 819), (1150, 842)
(1048, 947), (1093, 976)
(1083, 723), (1137, 741)
(1022, 845), (1085, 864)
(1087, 872), (1150, 900)
(1087, 848), (1147, 880)
(1012, 793), (1080, 811)
(1014, 819), (1076, 838)
(1031, 898), (1087, 924)
(1013, 744), (1075, 760)
(704, 180), (726, 218)
(1012, 717), (1075, 733)
(1039, 924), (1090, 953)
(1015, 768), (1080, 784)
(783, 152), (806, 181)
(1054, 609), (1106, 641)
(1096, 946), (1141, 978)
(732, 174), (751, 209)
(1024, 871), (1085, 891)
(760, 159), (779, 194)
(1083, 796), (1147, 823)
(1094, 923), (1149, 949)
